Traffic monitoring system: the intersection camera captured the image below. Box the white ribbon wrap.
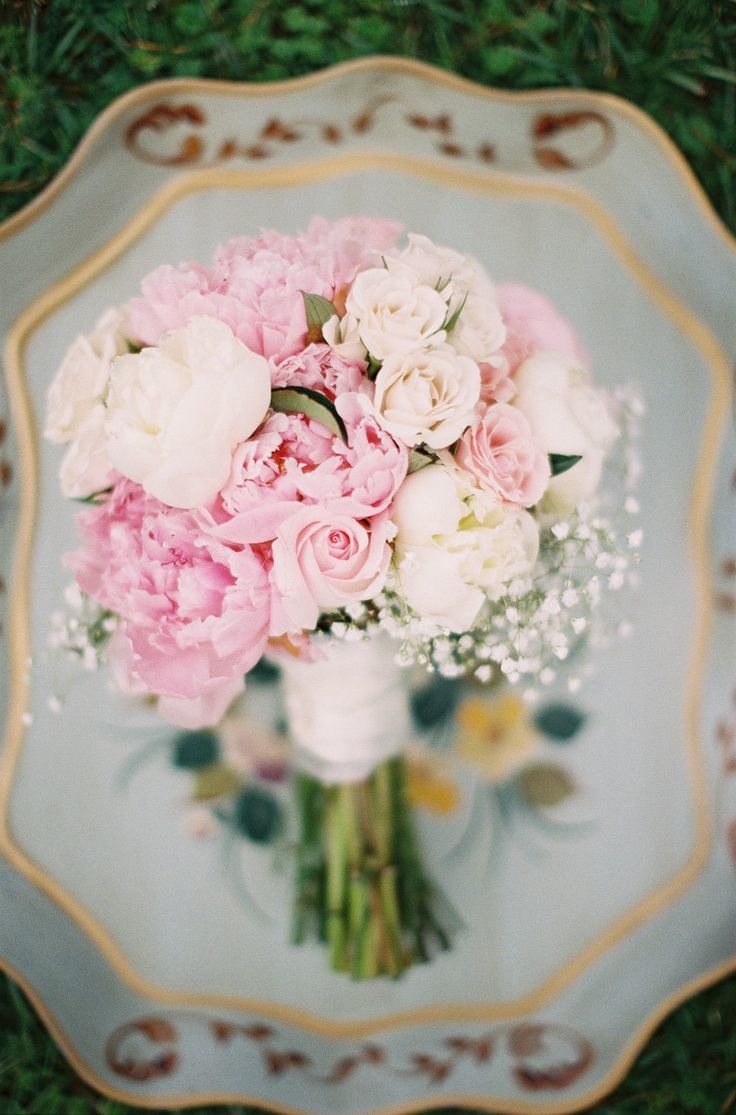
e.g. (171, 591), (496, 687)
(278, 633), (412, 784)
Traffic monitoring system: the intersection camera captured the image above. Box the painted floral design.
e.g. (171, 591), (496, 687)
(105, 1011), (595, 1094)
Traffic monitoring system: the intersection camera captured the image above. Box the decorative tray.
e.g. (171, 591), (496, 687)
(1, 57), (735, 1114)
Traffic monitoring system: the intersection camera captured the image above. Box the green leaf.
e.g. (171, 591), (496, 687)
(172, 729), (219, 770)
(301, 290), (338, 331)
(534, 702), (586, 742)
(443, 291), (468, 333)
(482, 45), (520, 76)
(519, 764), (576, 808)
(366, 355), (382, 380)
(549, 453), (582, 477)
(72, 486), (113, 504)
(621, 0), (659, 27)
(408, 448), (436, 473)
(524, 10), (557, 36)
(271, 386), (347, 440)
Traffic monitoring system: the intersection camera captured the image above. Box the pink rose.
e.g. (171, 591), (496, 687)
(455, 403), (550, 507)
(66, 479), (270, 724)
(478, 360), (516, 407)
(269, 507), (391, 635)
(497, 283), (589, 375)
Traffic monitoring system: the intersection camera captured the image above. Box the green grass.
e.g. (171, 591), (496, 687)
(1, 1), (736, 1112)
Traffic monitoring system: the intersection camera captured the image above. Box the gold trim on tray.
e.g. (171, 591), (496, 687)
(2, 949), (736, 1115)
(1, 56), (735, 262)
(1, 155), (730, 1039)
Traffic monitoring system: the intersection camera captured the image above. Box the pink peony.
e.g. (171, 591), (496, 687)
(213, 411), (336, 544)
(497, 283), (589, 376)
(269, 507), (392, 635)
(294, 393), (409, 518)
(270, 343), (367, 398)
(218, 217), (402, 293)
(212, 395), (407, 545)
(455, 403), (550, 507)
(66, 479), (270, 724)
(128, 218), (402, 361)
(126, 261), (240, 346)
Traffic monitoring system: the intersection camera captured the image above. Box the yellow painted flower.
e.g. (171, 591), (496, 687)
(455, 691), (537, 783)
(406, 751), (461, 815)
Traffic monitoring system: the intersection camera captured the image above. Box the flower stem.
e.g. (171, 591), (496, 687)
(292, 756), (459, 979)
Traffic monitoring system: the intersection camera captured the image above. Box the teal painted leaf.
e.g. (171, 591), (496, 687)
(271, 386), (347, 440)
(411, 675), (460, 730)
(172, 729), (219, 769)
(534, 703), (586, 742)
(234, 786), (282, 844)
(549, 453), (582, 477)
(247, 656), (281, 683)
(519, 763), (576, 807)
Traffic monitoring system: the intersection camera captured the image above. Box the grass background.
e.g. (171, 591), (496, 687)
(1, 1), (735, 1112)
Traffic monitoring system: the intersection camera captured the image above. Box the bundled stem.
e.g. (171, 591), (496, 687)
(292, 756), (459, 979)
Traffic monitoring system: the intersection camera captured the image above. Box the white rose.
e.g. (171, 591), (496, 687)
(344, 268), (448, 360)
(513, 351), (619, 516)
(105, 316), (271, 509)
(59, 404), (114, 499)
(387, 235), (501, 335)
(386, 233), (472, 291)
(45, 307), (129, 443)
(447, 291), (506, 366)
(374, 345), (480, 448)
(392, 465), (480, 629)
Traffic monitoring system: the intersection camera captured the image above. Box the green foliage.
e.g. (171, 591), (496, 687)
(247, 655), (281, 683)
(301, 291), (338, 332)
(270, 386), (347, 439)
(549, 452), (583, 478)
(1, 0), (735, 1109)
(0, 2), (735, 228)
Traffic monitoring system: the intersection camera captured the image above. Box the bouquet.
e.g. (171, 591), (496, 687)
(45, 217), (639, 978)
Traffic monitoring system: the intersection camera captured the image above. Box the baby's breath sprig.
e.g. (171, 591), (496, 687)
(324, 385), (644, 697)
